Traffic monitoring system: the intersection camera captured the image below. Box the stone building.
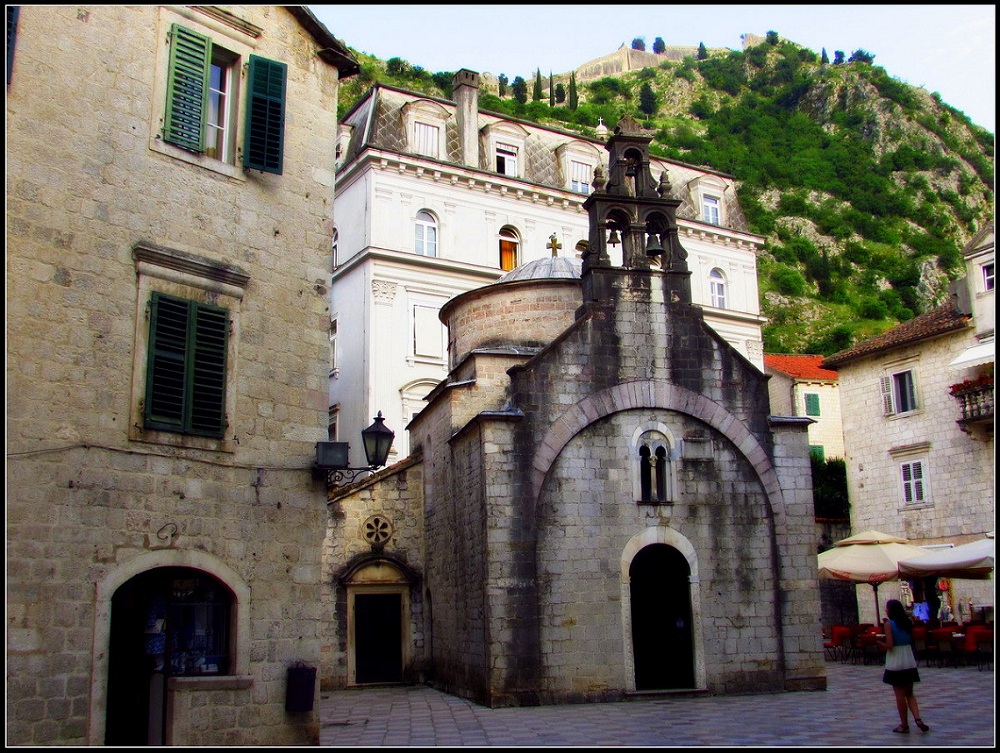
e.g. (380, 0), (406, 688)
(322, 118), (826, 704)
(763, 354), (844, 461)
(330, 70), (766, 467)
(821, 222), (994, 624)
(6, 6), (356, 745)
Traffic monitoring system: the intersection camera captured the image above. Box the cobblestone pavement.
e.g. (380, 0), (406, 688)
(319, 660), (995, 747)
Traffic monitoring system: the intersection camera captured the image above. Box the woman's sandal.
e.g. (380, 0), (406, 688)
(893, 724), (910, 734)
(914, 719), (930, 732)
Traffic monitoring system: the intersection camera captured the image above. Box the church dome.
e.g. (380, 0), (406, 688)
(495, 255), (582, 284)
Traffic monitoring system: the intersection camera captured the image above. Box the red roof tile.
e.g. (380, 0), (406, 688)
(763, 354), (839, 381)
(821, 301), (969, 369)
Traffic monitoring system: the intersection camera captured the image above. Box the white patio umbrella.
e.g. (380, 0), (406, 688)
(817, 530), (929, 623)
(898, 534), (995, 580)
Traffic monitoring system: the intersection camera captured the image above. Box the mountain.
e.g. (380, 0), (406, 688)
(337, 35), (995, 355)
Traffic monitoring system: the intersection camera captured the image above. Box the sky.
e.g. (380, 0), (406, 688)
(308, 4), (995, 133)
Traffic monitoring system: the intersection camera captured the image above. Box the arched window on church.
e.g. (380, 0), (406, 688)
(499, 226), (519, 271)
(636, 431), (673, 503)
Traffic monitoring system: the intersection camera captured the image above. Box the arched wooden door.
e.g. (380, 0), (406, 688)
(629, 544), (695, 690)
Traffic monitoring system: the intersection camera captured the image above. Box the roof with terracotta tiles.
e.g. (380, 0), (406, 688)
(821, 300), (970, 370)
(763, 354), (839, 381)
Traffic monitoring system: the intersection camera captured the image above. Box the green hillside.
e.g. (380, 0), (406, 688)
(338, 35), (995, 355)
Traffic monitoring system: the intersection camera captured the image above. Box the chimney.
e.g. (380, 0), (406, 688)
(452, 69), (480, 168)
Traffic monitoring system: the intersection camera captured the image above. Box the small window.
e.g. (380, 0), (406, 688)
(414, 211), (438, 257)
(328, 406), (339, 442)
(702, 195), (720, 225)
(144, 292), (229, 438)
(331, 228), (340, 269)
(804, 393), (821, 416)
(413, 121), (440, 159)
(709, 268), (727, 308)
(900, 459), (928, 504)
(570, 160), (592, 194)
(880, 369), (918, 415)
(496, 142), (518, 176)
(637, 432), (673, 503)
(499, 227), (519, 271)
(983, 262), (995, 292)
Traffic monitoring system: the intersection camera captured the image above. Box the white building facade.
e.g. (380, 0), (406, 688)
(329, 72), (766, 465)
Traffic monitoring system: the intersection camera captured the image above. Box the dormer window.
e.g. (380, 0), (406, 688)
(481, 121), (529, 179)
(401, 99), (449, 160)
(557, 140), (603, 196)
(691, 175), (728, 227)
(702, 195), (720, 225)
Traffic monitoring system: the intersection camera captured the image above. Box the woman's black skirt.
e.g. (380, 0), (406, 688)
(883, 667), (921, 686)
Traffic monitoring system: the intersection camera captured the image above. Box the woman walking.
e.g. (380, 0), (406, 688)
(882, 599), (930, 733)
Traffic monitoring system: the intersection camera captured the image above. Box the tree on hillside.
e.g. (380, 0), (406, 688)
(549, 72), (555, 106)
(512, 75), (528, 104)
(639, 81), (657, 116)
(533, 68), (543, 101)
(697, 42), (708, 60)
(386, 57), (409, 76)
(568, 71), (578, 110)
(766, 30), (779, 45)
(848, 49), (875, 64)
(498, 73), (508, 97)
(821, 48), (829, 65)
(631, 37), (646, 51)
(555, 82), (566, 103)
(653, 37), (666, 54)
(833, 50), (845, 65)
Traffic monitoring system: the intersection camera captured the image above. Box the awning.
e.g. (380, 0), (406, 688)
(949, 340), (994, 369)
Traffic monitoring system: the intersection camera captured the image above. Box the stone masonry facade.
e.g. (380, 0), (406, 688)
(7, 6), (353, 745)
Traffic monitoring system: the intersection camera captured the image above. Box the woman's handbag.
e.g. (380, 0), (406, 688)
(885, 644), (918, 672)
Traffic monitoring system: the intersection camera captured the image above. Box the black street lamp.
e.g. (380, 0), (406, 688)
(315, 411), (395, 486)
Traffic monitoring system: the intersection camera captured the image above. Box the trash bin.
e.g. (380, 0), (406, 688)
(285, 664), (317, 713)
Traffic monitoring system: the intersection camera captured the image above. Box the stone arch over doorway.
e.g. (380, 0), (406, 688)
(620, 527), (706, 691)
(88, 549), (250, 744)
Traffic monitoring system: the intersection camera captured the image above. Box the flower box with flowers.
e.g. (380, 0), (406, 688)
(949, 373), (994, 396)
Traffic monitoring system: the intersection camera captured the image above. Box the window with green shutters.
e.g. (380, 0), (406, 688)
(144, 292), (229, 437)
(162, 23), (286, 174)
(804, 392), (820, 416)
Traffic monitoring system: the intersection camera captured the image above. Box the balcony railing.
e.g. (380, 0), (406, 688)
(950, 374), (994, 426)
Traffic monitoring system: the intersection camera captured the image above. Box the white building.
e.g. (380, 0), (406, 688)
(329, 71), (766, 465)
(822, 222), (994, 624)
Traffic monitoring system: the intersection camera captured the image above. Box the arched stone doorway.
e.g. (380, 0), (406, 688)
(342, 558), (415, 685)
(629, 544), (695, 690)
(105, 567), (234, 745)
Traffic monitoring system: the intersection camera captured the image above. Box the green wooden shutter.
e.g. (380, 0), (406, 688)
(145, 293), (191, 432)
(163, 23), (211, 153)
(189, 303), (229, 436)
(145, 293), (228, 437)
(804, 393), (820, 416)
(243, 54), (286, 174)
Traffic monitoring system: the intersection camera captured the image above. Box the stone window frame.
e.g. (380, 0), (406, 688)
(149, 6), (265, 181)
(708, 267), (727, 309)
(890, 442), (932, 508)
(691, 175), (728, 227)
(630, 421), (679, 504)
(879, 364), (920, 417)
(130, 242), (249, 453)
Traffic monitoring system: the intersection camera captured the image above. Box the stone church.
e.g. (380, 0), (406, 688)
(322, 118), (826, 705)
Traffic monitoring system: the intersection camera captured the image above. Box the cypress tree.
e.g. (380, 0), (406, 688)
(512, 75), (528, 104)
(568, 71), (578, 110)
(549, 72), (555, 106)
(697, 42), (708, 60)
(533, 68), (543, 101)
(498, 73), (508, 97)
